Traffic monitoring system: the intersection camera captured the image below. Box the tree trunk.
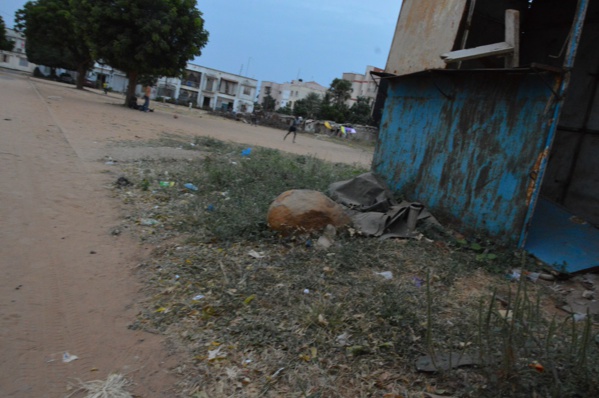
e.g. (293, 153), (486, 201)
(125, 70), (139, 107)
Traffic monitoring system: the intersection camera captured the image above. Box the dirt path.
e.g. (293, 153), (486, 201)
(0, 70), (373, 397)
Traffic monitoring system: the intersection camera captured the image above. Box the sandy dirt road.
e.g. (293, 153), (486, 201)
(0, 70), (373, 397)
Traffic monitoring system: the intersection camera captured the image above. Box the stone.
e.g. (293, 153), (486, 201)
(267, 190), (351, 233)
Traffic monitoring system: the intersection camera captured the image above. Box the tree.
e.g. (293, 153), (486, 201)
(276, 103), (292, 115)
(348, 96), (373, 125)
(319, 84), (349, 123)
(15, 0), (94, 89)
(0, 16), (14, 51)
(293, 92), (321, 118)
(262, 94), (276, 111)
(77, 0), (209, 105)
(328, 78), (352, 106)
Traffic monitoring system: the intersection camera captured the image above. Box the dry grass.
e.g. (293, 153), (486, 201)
(111, 135), (599, 397)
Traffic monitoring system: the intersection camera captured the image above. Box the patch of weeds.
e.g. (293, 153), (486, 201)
(113, 137), (598, 398)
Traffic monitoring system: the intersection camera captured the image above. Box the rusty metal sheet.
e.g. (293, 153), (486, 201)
(385, 0), (468, 77)
(373, 71), (560, 243)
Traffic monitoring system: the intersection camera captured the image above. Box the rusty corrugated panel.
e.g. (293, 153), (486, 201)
(385, 0), (468, 76)
(373, 70), (560, 243)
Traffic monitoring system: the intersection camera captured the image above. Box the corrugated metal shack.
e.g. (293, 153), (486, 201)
(374, 0), (599, 272)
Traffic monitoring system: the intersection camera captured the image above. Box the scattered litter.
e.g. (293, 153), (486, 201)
(62, 352), (79, 363)
(184, 183), (198, 191)
(115, 177), (132, 187)
(66, 373), (132, 398)
(573, 313), (587, 322)
(529, 360), (545, 372)
(192, 294), (205, 301)
(140, 218), (159, 226)
(159, 181), (175, 188)
(303, 289), (310, 294)
(375, 271), (393, 280)
(416, 352), (482, 372)
(582, 290), (595, 299)
(336, 332), (351, 346)
(413, 277), (424, 287)
(248, 250), (265, 259)
(271, 367), (285, 378)
(241, 148), (252, 157)
(316, 235), (333, 249)
(206, 204), (215, 212)
(243, 294), (256, 305)
(208, 346), (226, 360)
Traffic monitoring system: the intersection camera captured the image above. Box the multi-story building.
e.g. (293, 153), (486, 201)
(342, 65), (383, 107)
(156, 64), (258, 113)
(0, 28), (35, 73)
(258, 80), (328, 110)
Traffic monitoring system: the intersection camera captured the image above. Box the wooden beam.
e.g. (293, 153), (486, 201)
(505, 9), (520, 68)
(441, 42), (513, 64)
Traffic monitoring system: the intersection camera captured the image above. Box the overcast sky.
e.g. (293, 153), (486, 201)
(0, 0), (403, 87)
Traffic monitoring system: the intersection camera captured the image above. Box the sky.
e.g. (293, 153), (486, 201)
(0, 0), (403, 88)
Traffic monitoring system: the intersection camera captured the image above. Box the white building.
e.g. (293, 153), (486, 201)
(156, 64), (258, 113)
(342, 65), (383, 107)
(0, 28), (35, 74)
(258, 80), (328, 110)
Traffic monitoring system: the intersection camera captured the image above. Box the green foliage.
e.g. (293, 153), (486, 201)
(261, 93), (275, 111)
(15, 0), (93, 89)
(293, 92), (321, 118)
(276, 103), (292, 115)
(328, 78), (352, 106)
(77, 0), (209, 103)
(348, 96), (373, 125)
(0, 16), (14, 51)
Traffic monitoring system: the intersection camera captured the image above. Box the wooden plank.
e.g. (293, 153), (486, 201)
(505, 9), (520, 68)
(385, 0), (469, 76)
(441, 42), (513, 63)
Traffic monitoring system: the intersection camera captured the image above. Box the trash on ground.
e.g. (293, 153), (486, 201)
(159, 181), (175, 187)
(184, 183), (198, 191)
(375, 271), (393, 280)
(416, 352), (482, 372)
(241, 148), (252, 157)
(303, 289), (310, 294)
(115, 176), (132, 187)
(192, 294), (205, 301)
(328, 172), (441, 239)
(248, 250), (265, 259)
(62, 352), (79, 363)
(140, 218), (160, 226)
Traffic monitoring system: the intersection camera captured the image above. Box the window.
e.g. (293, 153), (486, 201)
(205, 77), (216, 91)
(243, 86), (251, 95)
(219, 79), (238, 95)
(265, 86), (271, 95)
(1, 54), (9, 63)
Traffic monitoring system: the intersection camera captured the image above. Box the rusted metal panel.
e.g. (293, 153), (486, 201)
(385, 0), (468, 76)
(373, 71), (560, 243)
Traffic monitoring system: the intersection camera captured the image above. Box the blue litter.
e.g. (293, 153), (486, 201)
(241, 148), (252, 157)
(184, 183), (198, 191)
(206, 204), (215, 212)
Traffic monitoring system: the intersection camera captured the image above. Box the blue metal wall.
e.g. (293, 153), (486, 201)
(373, 71), (560, 243)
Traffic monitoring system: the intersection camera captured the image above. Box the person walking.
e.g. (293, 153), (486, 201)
(102, 81), (109, 94)
(284, 116), (302, 143)
(141, 84), (152, 112)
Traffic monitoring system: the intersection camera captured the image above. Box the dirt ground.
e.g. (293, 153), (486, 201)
(0, 69), (373, 397)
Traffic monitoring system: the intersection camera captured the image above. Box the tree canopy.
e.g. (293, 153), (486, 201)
(15, 0), (94, 89)
(328, 78), (353, 106)
(0, 16), (14, 51)
(77, 0), (209, 104)
(293, 92), (321, 119)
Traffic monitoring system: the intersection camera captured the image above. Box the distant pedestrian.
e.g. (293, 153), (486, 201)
(102, 81), (108, 94)
(284, 116), (302, 143)
(251, 111), (258, 126)
(141, 84), (151, 112)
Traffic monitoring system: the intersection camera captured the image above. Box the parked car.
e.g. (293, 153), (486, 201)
(83, 79), (96, 88)
(58, 73), (75, 84)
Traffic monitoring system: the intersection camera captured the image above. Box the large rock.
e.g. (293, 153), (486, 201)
(267, 190), (351, 233)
